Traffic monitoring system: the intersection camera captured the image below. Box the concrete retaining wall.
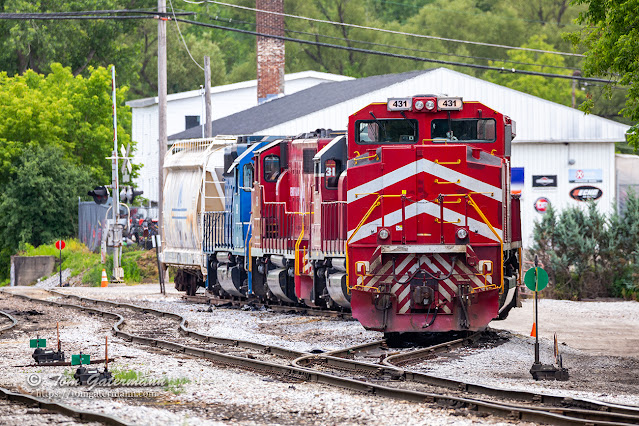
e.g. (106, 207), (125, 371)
(10, 256), (57, 286)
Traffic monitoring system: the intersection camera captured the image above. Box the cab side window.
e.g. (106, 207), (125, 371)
(263, 155), (280, 182)
(324, 159), (341, 189)
(242, 163), (254, 191)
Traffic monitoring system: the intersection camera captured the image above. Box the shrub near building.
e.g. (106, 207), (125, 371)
(530, 192), (639, 300)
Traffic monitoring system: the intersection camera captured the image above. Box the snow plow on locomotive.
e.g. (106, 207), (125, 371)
(161, 95), (522, 333)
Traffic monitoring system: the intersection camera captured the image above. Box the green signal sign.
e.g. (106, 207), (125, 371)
(30, 338), (46, 348)
(524, 267), (549, 292)
(71, 354), (91, 366)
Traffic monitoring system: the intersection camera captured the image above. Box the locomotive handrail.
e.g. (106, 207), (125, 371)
(465, 193), (504, 293)
(293, 212), (312, 276)
(345, 195), (383, 292)
(420, 138), (450, 144)
(434, 178), (461, 184)
(435, 159), (461, 165)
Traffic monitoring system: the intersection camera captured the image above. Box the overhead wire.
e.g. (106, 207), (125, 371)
(168, 0), (204, 70)
(0, 10), (195, 19)
(206, 14), (582, 73)
(183, 0), (585, 57)
(175, 17), (615, 84)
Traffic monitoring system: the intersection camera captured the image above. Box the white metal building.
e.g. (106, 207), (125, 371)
(170, 67), (631, 246)
(126, 71), (353, 203)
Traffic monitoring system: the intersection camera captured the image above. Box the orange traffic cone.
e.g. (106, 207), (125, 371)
(530, 322), (536, 337)
(101, 269), (109, 288)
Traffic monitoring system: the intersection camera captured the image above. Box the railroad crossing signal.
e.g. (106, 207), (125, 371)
(30, 338), (46, 348)
(88, 186), (109, 204)
(71, 354), (91, 366)
(119, 185), (143, 204)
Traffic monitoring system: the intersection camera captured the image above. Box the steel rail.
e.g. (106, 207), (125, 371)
(0, 310), (18, 333)
(46, 289), (306, 359)
(0, 303), (130, 426)
(382, 333), (481, 366)
(0, 387), (132, 426)
(4, 289), (639, 425)
(293, 336), (639, 423)
(181, 294), (353, 319)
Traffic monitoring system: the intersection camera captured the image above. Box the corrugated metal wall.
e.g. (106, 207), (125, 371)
(511, 142), (615, 246)
(78, 201), (109, 253)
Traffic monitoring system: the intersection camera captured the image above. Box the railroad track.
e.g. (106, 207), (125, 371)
(4, 289), (639, 425)
(0, 308), (130, 426)
(0, 310), (17, 334)
(182, 294), (353, 319)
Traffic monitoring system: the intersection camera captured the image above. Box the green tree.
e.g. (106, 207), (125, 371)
(567, 0), (639, 149)
(483, 35), (584, 106)
(0, 145), (92, 280)
(0, 63), (132, 186)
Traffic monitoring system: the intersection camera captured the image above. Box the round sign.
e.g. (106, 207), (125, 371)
(55, 240), (66, 250)
(534, 197), (550, 213)
(524, 267), (549, 291)
(570, 186), (603, 202)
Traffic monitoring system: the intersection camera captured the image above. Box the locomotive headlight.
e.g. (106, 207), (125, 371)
(414, 100), (425, 110)
(425, 100), (436, 110)
(378, 228), (390, 240)
(456, 228), (468, 240)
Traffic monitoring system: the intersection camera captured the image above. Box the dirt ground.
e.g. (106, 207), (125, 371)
(493, 296), (639, 358)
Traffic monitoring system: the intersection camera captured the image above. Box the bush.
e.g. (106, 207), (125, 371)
(530, 191), (639, 300)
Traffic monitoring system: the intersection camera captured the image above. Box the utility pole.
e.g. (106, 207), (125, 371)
(158, 0), (168, 286)
(204, 56), (212, 138)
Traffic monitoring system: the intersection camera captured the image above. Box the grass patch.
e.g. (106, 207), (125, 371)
(21, 239), (100, 279)
(16, 238), (158, 286)
(111, 367), (144, 382)
(163, 377), (191, 395)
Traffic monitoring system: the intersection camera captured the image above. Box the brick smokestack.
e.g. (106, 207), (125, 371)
(256, 0), (285, 104)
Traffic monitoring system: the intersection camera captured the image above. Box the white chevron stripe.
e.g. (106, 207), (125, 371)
(434, 254), (484, 288)
(365, 260), (394, 288)
(423, 256), (459, 295)
(442, 305), (452, 314)
(347, 158), (502, 203)
(397, 286), (411, 314)
(347, 200), (503, 244)
(381, 254), (415, 284)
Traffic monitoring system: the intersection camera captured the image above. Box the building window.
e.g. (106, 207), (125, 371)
(185, 115), (200, 130)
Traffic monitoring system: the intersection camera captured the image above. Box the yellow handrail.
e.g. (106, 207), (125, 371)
(435, 218), (461, 224)
(466, 194), (504, 293)
(293, 212), (313, 276)
(435, 159), (461, 165)
(345, 195), (383, 292)
(434, 179), (460, 184)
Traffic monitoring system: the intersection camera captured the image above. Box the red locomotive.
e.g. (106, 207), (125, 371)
(164, 95), (522, 334)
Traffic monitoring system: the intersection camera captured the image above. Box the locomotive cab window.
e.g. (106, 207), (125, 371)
(431, 118), (496, 142)
(263, 155), (280, 182)
(242, 163), (254, 191)
(324, 159), (342, 189)
(356, 119), (417, 144)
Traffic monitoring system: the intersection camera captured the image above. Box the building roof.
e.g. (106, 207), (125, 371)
(169, 67), (631, 143)
(169, 70), (430, 140)
(126, 70), (353, 108)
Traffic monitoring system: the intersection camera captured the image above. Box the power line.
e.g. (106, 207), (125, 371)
(0, 10), (196, 20)
(207, 14), (582, 73)
(184, 0), (584, 58)
(176, 17), (615, 84)
(168, 0), (204, 70)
